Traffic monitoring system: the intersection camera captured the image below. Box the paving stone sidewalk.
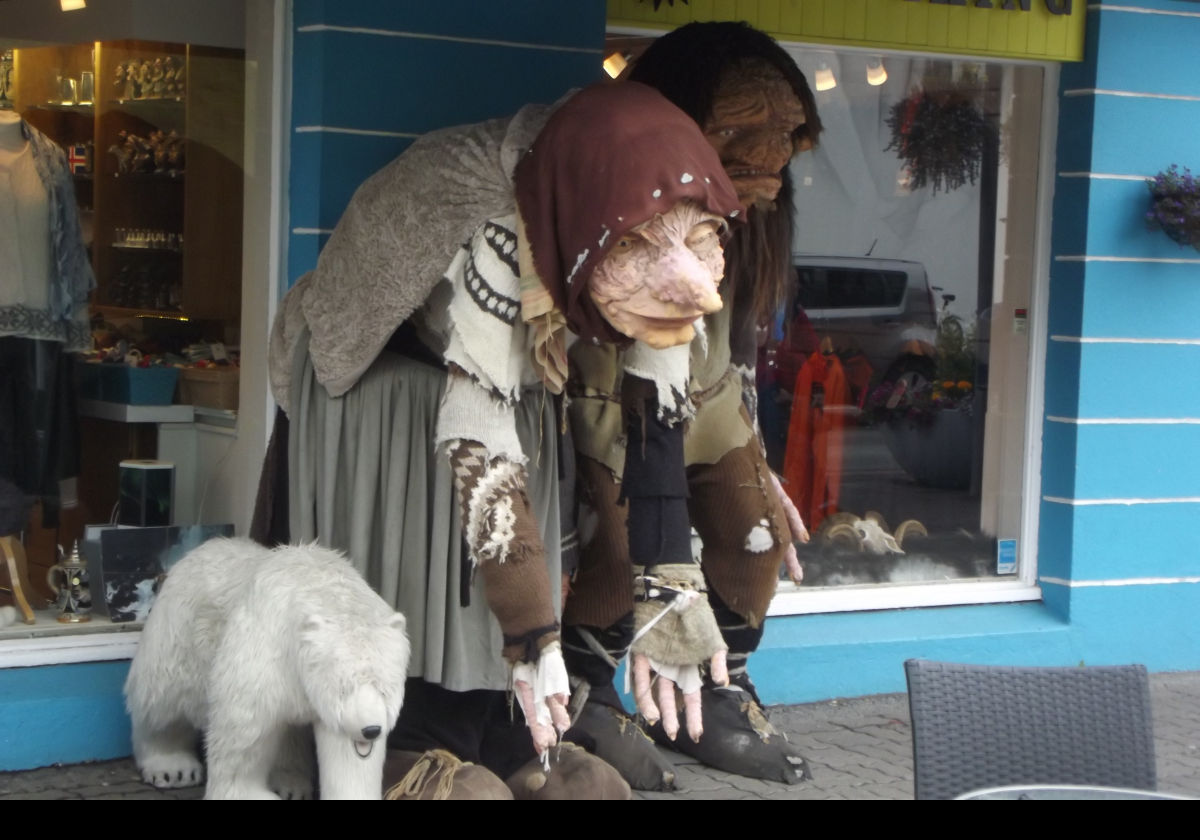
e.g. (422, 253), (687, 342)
(3, 671), (1197, 800)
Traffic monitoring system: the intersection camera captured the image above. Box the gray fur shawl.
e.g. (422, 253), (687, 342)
(269, 102), (556, 413)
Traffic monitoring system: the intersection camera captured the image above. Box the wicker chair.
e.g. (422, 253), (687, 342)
(904, 659), (1157, 800)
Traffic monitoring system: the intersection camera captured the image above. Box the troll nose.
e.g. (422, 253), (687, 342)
(674, 253), (722, 314)
(361, 725), (382, 741)
(646, 245), (721, 314)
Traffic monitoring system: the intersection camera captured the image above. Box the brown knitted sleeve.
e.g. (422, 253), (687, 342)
(447, 440), (559, 664)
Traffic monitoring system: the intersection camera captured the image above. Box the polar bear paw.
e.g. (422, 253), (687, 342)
(269, 768), (315, 800)
(139, 752), (205, 789)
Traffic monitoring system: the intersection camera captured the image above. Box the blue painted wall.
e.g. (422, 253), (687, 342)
(0, 662), (132, 772)
(286, 0), (606, 284)
(1034, 0), (1200, 629)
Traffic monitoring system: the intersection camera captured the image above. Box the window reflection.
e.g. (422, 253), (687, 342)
(763, 53), (1041, 590)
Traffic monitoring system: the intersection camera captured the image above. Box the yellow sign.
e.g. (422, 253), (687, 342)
(606, 0), (1086, 62)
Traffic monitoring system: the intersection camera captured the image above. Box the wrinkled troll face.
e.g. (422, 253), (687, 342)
(588, 200), (726, 349)
(703, 60), (807, 211)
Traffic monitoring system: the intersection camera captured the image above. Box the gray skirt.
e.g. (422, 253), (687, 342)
(287, 328), (563, 692)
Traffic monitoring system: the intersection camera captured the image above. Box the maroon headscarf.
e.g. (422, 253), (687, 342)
(514, 81), (743, 345)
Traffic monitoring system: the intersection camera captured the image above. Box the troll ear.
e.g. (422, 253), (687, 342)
(389, 612), (407, 633)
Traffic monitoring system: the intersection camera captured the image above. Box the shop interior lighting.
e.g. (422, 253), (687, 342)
(603, 52), (629, 79)
(866, 57), (888, 86)
(61, 0), (87, 10)
(815, 62), (837, 92)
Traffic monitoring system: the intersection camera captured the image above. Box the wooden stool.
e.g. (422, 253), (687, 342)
(0, 535), (37, 624)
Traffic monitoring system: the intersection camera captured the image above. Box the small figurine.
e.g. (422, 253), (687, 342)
(124, 61), (140, 99)
(108, 131), (133, 173)
(137, 60), (151, 98)
(151, 57), (166, 98)
(164, 129), (185, 174)
(162, 58), (176, 96)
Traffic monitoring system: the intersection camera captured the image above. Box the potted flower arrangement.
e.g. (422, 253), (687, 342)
(865, 315), (975, 425)
(885, 86), (996, 194)
(1146, 164), (1200, 250)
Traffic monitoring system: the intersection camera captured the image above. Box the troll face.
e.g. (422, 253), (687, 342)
(588, 200), (727, 349)
(703, 60), (808, 211)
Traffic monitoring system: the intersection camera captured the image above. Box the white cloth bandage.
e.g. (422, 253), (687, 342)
(512, 641), (570, 728)
(646, 658), (703, 695)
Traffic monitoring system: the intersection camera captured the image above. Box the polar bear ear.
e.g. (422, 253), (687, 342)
(301, 614), (330, 637)
(389, 613), (407, 633)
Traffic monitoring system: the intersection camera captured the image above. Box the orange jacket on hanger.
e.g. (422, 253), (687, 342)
(782, 350), (848, 532)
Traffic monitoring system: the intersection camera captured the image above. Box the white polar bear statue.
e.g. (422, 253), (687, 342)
(124, 537), (410, 800)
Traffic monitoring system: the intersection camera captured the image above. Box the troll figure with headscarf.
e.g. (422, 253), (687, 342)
(267, 81), (744, 798)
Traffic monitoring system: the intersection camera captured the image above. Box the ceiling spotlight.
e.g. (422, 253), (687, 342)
(60, 0), (87, 10)
(815, 62), (837, 92)
(603, 52), (629, 79)
(867, 57), (888, 86)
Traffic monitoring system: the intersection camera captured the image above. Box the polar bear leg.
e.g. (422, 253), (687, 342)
(131, 719), (205, 789)
(268, 724), (317, 800)
(204, 721), (285, 800)
(314, 722), (386, 800)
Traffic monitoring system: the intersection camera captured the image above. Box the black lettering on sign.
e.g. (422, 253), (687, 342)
(904, 0), (1071, 12)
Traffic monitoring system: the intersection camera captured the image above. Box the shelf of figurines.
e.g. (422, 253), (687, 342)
(108, 129), (186, 179)
(113, 55), (186, 103)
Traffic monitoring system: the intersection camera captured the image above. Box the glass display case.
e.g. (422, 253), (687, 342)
(13, 39), (244, 323)
(4, 39), (244, 609)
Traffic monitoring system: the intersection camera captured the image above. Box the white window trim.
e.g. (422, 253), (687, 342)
(769, 578), (1043, 617)
(0, 631), (142, 668)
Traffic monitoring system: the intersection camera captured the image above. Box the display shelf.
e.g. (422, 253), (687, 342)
(111, 243), (183, 254)
(112, 96), (184, 105)
(111, 172), (185, 181)
(28, 102), (95, 115)
(77, 399), (193, 424)
(93, 305), (190, 321)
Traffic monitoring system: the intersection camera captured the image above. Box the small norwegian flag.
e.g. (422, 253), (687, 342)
(67, 144), (89, 175)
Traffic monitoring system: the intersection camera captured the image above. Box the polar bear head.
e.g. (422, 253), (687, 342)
(298, 610), (409, 758)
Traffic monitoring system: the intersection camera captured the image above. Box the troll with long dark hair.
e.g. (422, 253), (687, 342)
(561, 21), (824, 789)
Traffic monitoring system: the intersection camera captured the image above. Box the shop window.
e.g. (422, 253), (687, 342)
(1, 36), (244, 633)
(763, 50), (1046, 613)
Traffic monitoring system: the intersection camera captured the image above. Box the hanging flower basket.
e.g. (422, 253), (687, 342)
(885, 89), (995, 194)
(1146, 165), (1200, 251)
